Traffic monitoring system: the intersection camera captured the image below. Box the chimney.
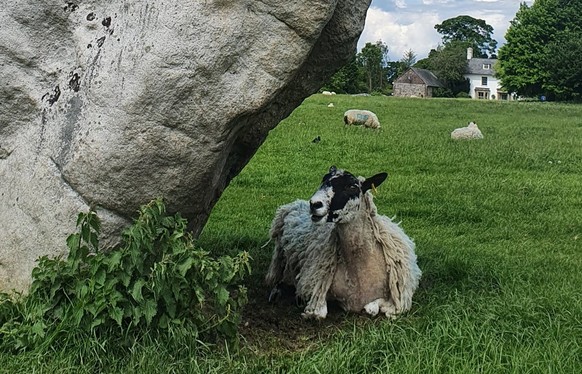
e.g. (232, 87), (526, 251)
(467, 47), (473, 60)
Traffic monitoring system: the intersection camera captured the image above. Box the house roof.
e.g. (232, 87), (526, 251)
(409, 68), (445, 87)
(467, 58), (497, 75)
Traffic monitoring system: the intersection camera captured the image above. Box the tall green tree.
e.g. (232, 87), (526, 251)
(386, 61), (407, 85)
(497, 0), (582, 100)
(323, 40), (391, 94)
(435, 15), (498, 58)
(401, 49), (417, 70)
(383, 50), (416, 88)
(543, 34), (582, 99)
(414, 42), (469, 97)
(358, 41), (389, 93)
(323, 55), (366, 94)
(414, 16), (496, 97)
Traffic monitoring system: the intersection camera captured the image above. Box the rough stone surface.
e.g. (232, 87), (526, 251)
(0, 0), (371, 292)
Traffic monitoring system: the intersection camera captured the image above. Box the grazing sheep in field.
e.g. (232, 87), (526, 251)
(343, 109), (381, 129)
(265, 166), (421, 319)
(451, 121), (483, 140)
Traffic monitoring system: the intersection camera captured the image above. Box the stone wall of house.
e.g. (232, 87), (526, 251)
(393, 83), (427, 97)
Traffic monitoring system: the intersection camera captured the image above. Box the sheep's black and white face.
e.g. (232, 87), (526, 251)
(309, 166), (388, 224)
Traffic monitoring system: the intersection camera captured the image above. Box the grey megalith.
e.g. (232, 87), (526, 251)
(0, 0), (371, 292)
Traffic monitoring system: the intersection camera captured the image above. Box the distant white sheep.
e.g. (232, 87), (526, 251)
(322, 91), (336, 96)
(328, 103), (334, 108)
(451, 121), (483, 140)
(265, 166), (421, 319)
(343, 109), (381, 129)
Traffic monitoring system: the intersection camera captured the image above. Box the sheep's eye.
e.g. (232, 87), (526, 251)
(347, 185), (359, 193)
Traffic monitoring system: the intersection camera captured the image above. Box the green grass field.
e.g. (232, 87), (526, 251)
(3, 95), (582, 373)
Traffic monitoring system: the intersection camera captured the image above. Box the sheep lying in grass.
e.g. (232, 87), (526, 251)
(343, 109), (381, 129)
(265, 166), (421, 319)
(451, 121), (483, 140)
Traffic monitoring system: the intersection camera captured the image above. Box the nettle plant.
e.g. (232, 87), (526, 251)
(0, 199), (250, 352)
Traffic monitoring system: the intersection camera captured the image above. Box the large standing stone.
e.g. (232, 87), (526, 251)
(0, 0), (371, 293)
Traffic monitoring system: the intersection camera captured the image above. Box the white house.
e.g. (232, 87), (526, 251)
(464, 48), (513, 100)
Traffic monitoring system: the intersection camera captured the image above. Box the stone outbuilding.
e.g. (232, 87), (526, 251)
(393, 68), (445, 98)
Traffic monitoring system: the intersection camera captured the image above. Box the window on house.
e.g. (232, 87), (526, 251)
(481, 76), (488, 86)
(483, 64), (491, 69)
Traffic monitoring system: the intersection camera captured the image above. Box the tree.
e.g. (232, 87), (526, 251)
(497, 0), (582, 100)
(383, 50), (416, 87)
(414, 42), (469, 97)
(386, 61), (407, 85)
(401, 49), (417, 70)
(323, 40), (392, 94)
(543, 34), (582, 99)
(415, 16), (497, 97)
(358, 41), (389, 93)
(323, 55), (366, 94)
(435, 15), (497, 58)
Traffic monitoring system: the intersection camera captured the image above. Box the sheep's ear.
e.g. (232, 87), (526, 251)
(329, 165), (338, 174)
(362, 172), (388, 192)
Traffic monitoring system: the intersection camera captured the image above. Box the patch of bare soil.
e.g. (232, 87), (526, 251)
(237, 270), (435, 354)
(238, 284), (364, 353)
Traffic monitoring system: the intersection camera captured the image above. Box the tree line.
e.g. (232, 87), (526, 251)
(323, 40), (412, 95)
(324, 1), (582, 101)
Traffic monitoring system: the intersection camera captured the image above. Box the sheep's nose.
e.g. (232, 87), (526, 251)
(310, 201), (323, 212)
(310, 200), (326, 222)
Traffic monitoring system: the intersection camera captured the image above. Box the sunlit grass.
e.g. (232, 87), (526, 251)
(199, 95), (582, 372)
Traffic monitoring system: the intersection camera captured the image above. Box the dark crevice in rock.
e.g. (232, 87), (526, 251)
(63, 3), (78, 12)
(42, 85), (61, 106)
(36, 110), (48, 158)
(102, 16), (112, 28)
(0, 146), (12, 159)
(68, 72), (81, 92)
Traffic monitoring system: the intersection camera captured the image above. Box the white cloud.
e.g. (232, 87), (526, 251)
(359, 6), (441, 60)
(470, 10), (510, 39)
(359, 0), (536, 60)
(422, 0), (454, 4)
(394, 0), (407, 8)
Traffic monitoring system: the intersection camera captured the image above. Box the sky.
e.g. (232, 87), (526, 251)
(358, 0), (535, 61)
